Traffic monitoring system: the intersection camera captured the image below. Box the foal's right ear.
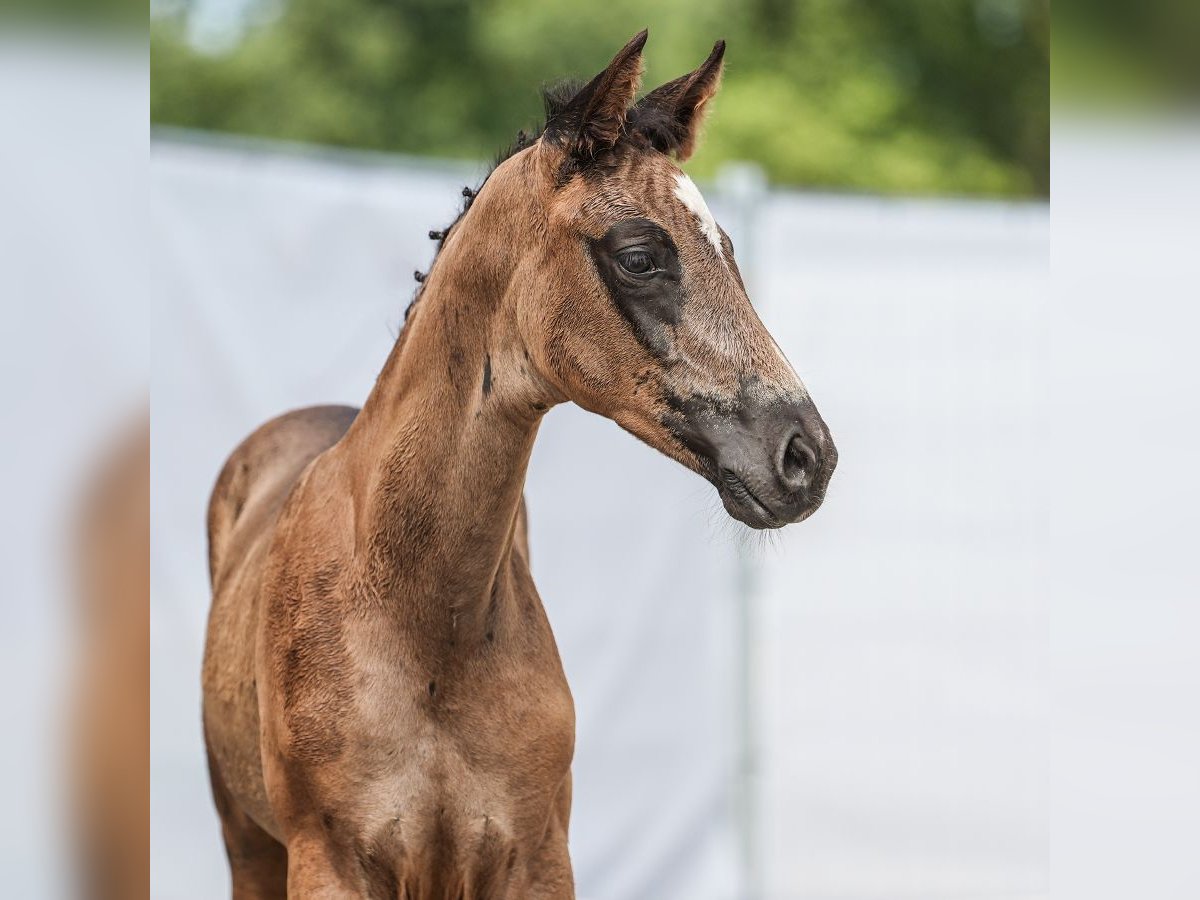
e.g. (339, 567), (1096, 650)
(543, 30), (648, 160)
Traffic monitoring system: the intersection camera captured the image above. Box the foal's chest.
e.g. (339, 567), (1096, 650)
(317, 663), (576, 894)
(265, 543), (577, 888)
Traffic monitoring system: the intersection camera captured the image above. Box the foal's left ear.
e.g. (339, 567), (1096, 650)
(632, 40), (725, 161)
(544, 30), (648, 160)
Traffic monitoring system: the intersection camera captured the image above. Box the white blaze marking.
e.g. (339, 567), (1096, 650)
(673, 173), (808, 401)
(672, 173), (724, 258)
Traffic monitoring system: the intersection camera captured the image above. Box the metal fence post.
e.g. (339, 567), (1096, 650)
(715, 161), (768, 900)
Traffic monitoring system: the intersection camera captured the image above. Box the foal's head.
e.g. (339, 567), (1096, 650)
(442, 32), (836, 528)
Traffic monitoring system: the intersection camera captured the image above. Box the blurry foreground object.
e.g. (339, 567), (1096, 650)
(1055, 0), (1200, 107)
(71, 418), (150, 900)
(1051, 118), (1200, 899)
(1052, 3), (1200, 898)
(0, 0), (141, 28)
(0, 24), (146, 900)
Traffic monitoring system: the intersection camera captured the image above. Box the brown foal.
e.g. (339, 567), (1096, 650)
(202, 31), (835, 899)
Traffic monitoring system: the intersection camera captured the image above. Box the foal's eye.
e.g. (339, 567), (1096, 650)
(617, 249), (655, 276)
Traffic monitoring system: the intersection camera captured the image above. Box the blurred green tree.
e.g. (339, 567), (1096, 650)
(151, 0), (1048, 197)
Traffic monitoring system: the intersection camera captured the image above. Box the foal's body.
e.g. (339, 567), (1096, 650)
(205, 282), (575, 895)
(203, 32), (835, 898)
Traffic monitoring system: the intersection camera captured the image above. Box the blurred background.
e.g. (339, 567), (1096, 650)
(149, 0), (1049, 198)
(5, 0), (1199, 898)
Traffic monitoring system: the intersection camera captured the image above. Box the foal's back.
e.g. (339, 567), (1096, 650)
(203, 404), (358, 838)
(207, 404), (358, 590)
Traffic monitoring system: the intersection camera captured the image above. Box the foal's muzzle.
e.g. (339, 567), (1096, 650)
(699, 398), (836, 529)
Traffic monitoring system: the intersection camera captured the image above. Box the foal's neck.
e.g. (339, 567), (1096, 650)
(338, 169), (556, 642)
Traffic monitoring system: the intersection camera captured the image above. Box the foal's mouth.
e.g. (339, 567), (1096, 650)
(718, 468), (785, 530)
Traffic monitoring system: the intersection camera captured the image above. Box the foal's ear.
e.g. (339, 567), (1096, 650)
(544, 30), (648, 159)
(632, 40), (725, 161)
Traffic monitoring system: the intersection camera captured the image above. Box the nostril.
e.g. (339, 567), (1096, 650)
(781, 434), (817, 490)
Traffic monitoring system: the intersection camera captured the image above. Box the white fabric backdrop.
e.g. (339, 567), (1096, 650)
(751, 196), (1048, 898)
(150, 134), (1049, 899)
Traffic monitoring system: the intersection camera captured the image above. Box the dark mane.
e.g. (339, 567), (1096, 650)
(405, 79), (589, 324)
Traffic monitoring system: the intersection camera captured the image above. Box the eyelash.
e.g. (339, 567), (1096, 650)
(617, 249), (655, 275)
